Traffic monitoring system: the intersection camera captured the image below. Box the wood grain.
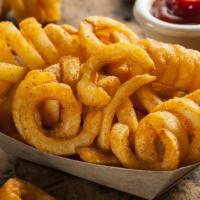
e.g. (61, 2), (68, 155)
(1, 0), (200, 200)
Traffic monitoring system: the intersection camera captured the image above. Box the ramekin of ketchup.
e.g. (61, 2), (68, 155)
(134, 0), (200, 50)
(152, 0), (200, 24)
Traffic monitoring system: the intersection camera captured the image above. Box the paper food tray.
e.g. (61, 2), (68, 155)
(0, 132), (199, 200)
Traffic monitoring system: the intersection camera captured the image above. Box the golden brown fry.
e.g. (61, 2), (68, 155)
(79, 16), (139, 58)
(44, 24), (81, 58)
(12, 70), (102, 155)
(154, 94), (200, 164)
(136, 85), (162, 112)
(110, 123), (141, 169)
(77, 146), (120, 166)
(20, 17), (60, 65)
(13, 70), (82, 139)
(0, 178), (55, 200)
(140, 38), (200, 93)
(77, 43), (155, 107)
(98, 74), (156, 151)
(106, 62), (130, 82)
(116, 98), (138, 146)
(0, 63), (25, 83)
(97, 75), (121, 97)
(60, 56), (81, 85)
(0, 21), (46, 69)
(135, 111), (188, 170)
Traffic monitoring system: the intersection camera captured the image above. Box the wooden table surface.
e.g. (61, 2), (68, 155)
(2, 0), (200, 199)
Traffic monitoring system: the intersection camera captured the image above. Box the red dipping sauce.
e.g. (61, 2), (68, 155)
(152, 0), (200, 24)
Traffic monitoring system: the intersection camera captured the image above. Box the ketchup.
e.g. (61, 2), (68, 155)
(152, 0), (200, 24)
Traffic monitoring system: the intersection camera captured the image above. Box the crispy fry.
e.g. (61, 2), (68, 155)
(110, 123), (141, 169)
(13, 70), (82, 140)
(77, 43), (155, 107)
(140, 38), (200, 93)
(135, 111), (188, 170)
(0, 178), (55, 200)
(0, 21), (46, 69)
(154, 93), (200, 164)
(98, 74), (156, 151)
(116, 98), (138, 146)
(20, 18), (60, 65)
(79, 16), (139, 58)
(44, 24), (81, 58)
(12, 70), (102, 155)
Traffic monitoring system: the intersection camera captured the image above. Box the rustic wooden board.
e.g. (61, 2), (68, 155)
(1, 0), (200, 200)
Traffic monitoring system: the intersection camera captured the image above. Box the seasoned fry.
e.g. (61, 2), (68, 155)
(110, 123), (141, 169)
(135, 111), (188, 170)
(77, 43), (155, 107)
(1, 16), (200, 171)
(0, 21), (46, 69)
(12, 70), (102, 155)
(116, 98), (138, 146)
(44, 24), (82, 58)
(0, 178), (55, 200)
(79, 16), (139, 58)
(98, 74), (156, 151)
(20, 18), (60, 65)
(154, 91), (200, 164)
(140, 38), (200, 93)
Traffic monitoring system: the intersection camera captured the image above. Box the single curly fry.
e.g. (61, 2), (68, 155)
(20, 17), (60, 65)
(79, 16), (139, 58)
(110, 123), (141, 169)
(13, 70), (82, 140)
(44, 24), (81, 58)
(140, 38), (200, 93)
(154, 96), (200, 164)
(12, 70), (102, 155)
(0, 21), (46, 69)
(0, 178), (55, 200)
(135, 111), (189, 170)
(77, 43), (155, 107)
(97, 74), (156, 151)
(77, 146), (120, 166)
